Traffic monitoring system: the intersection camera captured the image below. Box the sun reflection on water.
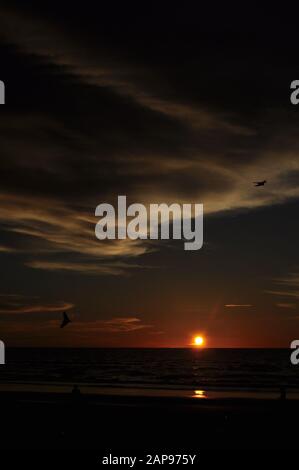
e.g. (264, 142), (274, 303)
(192, 389), (207, 399)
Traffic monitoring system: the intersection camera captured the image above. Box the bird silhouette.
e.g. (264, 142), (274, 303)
(60, 312), (71, 328)
(253, 180), (267, 187)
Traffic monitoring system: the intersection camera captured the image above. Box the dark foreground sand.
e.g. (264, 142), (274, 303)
(0, 390), (298, 450)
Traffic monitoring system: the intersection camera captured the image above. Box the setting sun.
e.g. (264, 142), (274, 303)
(194, 336), (204, 347)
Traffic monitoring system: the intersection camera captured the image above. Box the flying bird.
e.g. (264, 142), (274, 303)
(60, 312), (71, 328)
(253, 180), (267, 187)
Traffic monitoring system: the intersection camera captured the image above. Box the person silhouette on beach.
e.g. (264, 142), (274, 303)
(72, 384), (81, 399)
(279, 386), (286, 401)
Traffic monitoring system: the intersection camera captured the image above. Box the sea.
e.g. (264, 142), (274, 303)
(1, 348), (299, 399)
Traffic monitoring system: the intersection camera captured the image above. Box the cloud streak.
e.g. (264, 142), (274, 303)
(224, 304), (253, 308)
(0, 294), (73, 314)
(72, 317), (152, 333)
(1, 6), (299, 278)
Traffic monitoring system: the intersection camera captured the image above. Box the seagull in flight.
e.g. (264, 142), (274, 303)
(253, 180), (267, 187)
(60, 312), (71, 328)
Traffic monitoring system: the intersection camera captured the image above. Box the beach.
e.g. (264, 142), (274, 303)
(1, 348), (298, 451)
(0, 387), (298, 450)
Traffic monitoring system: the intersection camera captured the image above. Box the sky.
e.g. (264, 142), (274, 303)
(1, 2), (299, 347)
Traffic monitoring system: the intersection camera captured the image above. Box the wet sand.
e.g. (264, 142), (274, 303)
(0, 389), (298, 450)
(1, 382), (298, 399)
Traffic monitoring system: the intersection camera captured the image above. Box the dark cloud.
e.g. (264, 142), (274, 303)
(0, 5), (299, 279)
